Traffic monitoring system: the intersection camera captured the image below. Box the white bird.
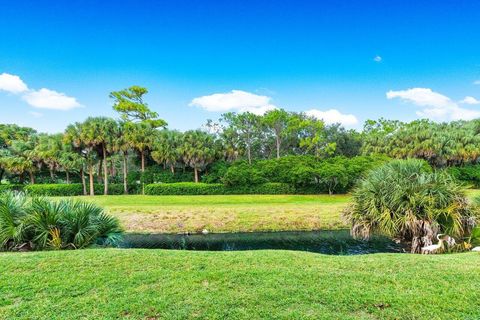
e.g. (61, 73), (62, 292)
(201, 229), (209, 235)
(472, 246), (480, 252)
(421, 234), (445, 254)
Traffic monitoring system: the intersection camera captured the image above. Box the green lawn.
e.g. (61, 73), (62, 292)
(69, 190), (480, 234)
(77, 194), (351, 233)
(1, 249), (479, 319)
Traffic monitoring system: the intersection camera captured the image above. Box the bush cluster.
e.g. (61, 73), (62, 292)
(221, 155), (390, 194)
(145, 182), (294, 195)
(447, 165), (480, 188)
(0, 192), (123, 251)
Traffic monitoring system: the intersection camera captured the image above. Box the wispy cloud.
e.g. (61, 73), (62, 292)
(373, 55), (382, 62)
(474, 80), (480, 85)
(29, 111), (43, 118)
(305, 109), (358, 126)
(190, 90), (277, 115)
(387, 87), (480, 121)
(0, 73), (82, 111)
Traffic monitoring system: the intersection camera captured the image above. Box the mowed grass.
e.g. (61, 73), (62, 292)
(75, 194), (351, 233)
(1, 249), (479, 319)
(69, 190), (480, 234)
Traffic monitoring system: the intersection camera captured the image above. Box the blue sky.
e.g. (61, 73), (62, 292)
(1, 0), (480, 133)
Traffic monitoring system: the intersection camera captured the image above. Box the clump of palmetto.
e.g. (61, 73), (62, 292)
(344, 159), (477, 253)
(0, 192), (122, 251)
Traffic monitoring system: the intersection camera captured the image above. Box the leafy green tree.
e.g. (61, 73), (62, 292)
(179, 130), (217, 183)
(110, 85), (167, 128)
(220, 112), (261, 164)
(262, 109), (291, 159)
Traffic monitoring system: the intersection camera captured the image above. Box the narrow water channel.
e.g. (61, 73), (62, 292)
(119, 230), (403, 255)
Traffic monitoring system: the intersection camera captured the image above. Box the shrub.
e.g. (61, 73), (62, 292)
(128, 166), (194, 185)
(0, 184), (23, 193)
(344, 159), (478, 253)
(447, 165), (480, 188)
(0, 192), (123, 251)
(145, 182), (226, 195)
(145, 182), (295, 195)
(23, 183), (140, 196)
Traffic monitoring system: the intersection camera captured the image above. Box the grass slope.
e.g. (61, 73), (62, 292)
(1, 249), (479, 319)
(78, 194), (350, 233)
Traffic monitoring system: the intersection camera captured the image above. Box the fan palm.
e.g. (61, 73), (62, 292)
(344, 159), (478, 253)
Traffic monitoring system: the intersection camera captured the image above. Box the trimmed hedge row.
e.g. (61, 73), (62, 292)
(144, 182), (295, 195)
(0, 183), (140, 196)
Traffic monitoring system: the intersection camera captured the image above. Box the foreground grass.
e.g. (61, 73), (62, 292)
(78, 194), (350, 233)
(1, 249), (479, 319)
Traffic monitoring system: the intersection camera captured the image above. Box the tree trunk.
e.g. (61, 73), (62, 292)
(276, 135), (281, 159)
(141, 149), (145, 195)
(170, 164), (175, 174)
(103, 145), (108, 195)
(89, 165), (95, 196)
(97, 161), (103, 183)
(194, 167), (199, 183)
(29, 171), (35, 184)
(49, 169), (54, 181)
(80, 167), (87, 196)
(19, 172), (25, 184)
(66, 171), (70, 184)
(123, 152), (128, 194)
(0, 168), (4, 184)
(247, 145), (252, 165)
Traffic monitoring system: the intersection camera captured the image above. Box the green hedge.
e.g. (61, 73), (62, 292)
(0, 184), (23, 192)
(22, 183), (140, 196)
(145, 182), (294, 195)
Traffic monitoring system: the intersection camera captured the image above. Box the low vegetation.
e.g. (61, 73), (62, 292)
(345, 159), (479, 253)
(0, 192), (122, 251)
(81, 194), (349, 233)
(1, 249), (479, 319)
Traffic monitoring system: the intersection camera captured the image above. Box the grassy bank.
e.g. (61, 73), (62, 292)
(1, 249), (479, 319)
(77, 194), (351, 233)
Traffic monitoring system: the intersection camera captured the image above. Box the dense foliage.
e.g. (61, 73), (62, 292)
(344, 159), (478, 253)
(2, 86), (480, 195)
(0, 192), (123, 251)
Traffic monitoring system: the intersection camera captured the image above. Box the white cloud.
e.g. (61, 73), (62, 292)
(474, 80), (480, 85)
(190, 90), (277, 115)
(386, 88), (452, 108)
(387, 87), (480, 121)
(0, 73), (82, 111)
(305, 109), (358, 126)
(460, 96), (480, 105)
(0, 73), (29, 93)
(373, 55), (382, 62)
(22, 88), (82, 110)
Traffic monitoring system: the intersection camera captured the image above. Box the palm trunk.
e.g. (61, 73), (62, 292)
(194, 167), (199, 183)
(66, 171), (70, 184)
(276, 135), (281, 159)
(103, 145), (108, 195)
(170, 164), (175, 174)
(29, 171), (35, 184)
(49, 169), (54, 181)
(123, 152), (128, 194)
(247, 145), (252, 165)
(97, 161), (103, 183)
(141, 149), (145, 195)
(80, 167), (87, 196)
(89, 165), (95, 196)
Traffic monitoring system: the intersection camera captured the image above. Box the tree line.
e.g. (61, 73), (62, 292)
(1, 85), (480, 195)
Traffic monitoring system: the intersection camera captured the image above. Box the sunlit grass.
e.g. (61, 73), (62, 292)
(1, 249), (479, 319)
(73, 194), (351, 233)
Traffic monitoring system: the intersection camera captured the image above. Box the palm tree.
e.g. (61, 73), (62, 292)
(344, 159), (477, 253)
(151, 130), (182, 174)
(179, 130), (217, 183)
(112, 122), (131, 194)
